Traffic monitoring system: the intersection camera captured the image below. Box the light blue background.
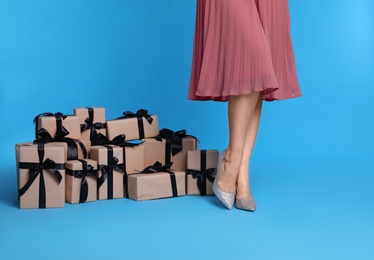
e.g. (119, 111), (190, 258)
(0, 0), (373, 259)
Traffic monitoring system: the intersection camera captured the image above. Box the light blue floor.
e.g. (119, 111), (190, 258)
(1, 163), (373, 260)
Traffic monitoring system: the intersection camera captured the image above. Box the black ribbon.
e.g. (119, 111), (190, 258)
(33, 112), (69, 139)
(141, 161), (178, 197)
(117, 109), (153, 139)
(33, 128), (87, 160)
(186, 150), (216, 195)
(66, 159), (97, 203)
(122, 147), (129, 198)
(91, 133), (143, 147)
(155, 128), (198, 156)
(165, 139), (172, 164)
(80, 107), (106, 142)
(97, 146), (124, 199)
(18, 143), (64, 208)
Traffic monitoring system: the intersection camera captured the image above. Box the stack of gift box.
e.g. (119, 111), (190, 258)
(15, 108), (219, 209)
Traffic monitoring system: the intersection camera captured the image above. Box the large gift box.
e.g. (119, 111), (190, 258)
(90, 145), (125, 200)
(106, 109), (159, 141)
(65, 159), (97, 204)
(16, 143), (65, 209)
(74, 107), (106, 142)
(143, 129), (197, 171)
(35, 112), (81, 140)
(127, 161), (185, 201)
(186, 150), (218, 195)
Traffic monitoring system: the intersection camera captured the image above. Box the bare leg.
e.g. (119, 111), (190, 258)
(236, 94), (263, 200)
(217, 92), (260, 193)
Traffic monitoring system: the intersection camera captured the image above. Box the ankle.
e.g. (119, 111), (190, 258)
(225, 149), (242, 167)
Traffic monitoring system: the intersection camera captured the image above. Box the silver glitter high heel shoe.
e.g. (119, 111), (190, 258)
(213, 149), (235, 209)
(235, 198), (257, 212)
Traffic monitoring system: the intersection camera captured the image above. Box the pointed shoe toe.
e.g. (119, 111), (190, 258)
(235, 198), (257, 212)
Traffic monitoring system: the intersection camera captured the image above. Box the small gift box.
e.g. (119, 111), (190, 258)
(89, 134), (145, 198)
(143, 129), (198, 171)
(106, 109), (159, 141)
(127, 161), (185, 201)
(34, 112), (81, 140)
(90, 145), (125, 200)
(65, 159), (97, 204)
(115, 142), (145, 198)
(16, 143), (65, 209)
(89, 134), (145, 174)
(74, 107), (106, 142)
(186, 150), (218, 195)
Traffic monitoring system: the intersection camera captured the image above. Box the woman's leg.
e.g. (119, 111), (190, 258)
(236, 94), (263, 200)
(217, 91), (260, 193)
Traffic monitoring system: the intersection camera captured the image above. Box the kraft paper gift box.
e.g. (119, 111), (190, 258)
(88, 133), (145, 174)
(16, 143), (65, 209)
(186, 150), (218, 195)
(65, 159), (97, 204)
(127, 162), (186, 201)
(74, 107), (106, 142)
(143, 136), (197, 172)
(106, 109), (159, 141)
(90, 145), (125, 200)
(35, 113), (81, 140)
(15, 142), (65, 193)
(110, 142), (145, 198)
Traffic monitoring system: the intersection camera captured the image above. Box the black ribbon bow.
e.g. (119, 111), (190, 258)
(140, 161), (178, 197)
(186, 150), (216, 195)
(66, 160), (97, 203)
(90, 133), (110, 146)
(187, 168), (216, 196)
(80, 107), (106, 142)
(91, 133), (142, 147)
(117, 109), (153, 139)
(118, 109), (153, 124)
(155, 128), (198, 156)
(142, 161), (174, 173)
(33, 112), (69, 139)
(18, 143), (64, 208)
(33, 128), (87, 160)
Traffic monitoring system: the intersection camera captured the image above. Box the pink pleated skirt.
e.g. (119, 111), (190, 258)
(188, 0), (302, 102)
